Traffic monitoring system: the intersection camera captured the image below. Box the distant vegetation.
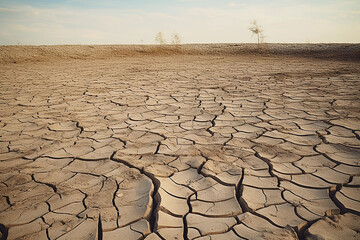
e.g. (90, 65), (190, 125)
(155, 32), (166, 45)
(249, 20), (264, 44)
(155, 32), (181, 45)
(171, 33), (181, 45)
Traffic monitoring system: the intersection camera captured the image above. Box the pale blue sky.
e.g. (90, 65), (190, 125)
(0, 0), (359, 45)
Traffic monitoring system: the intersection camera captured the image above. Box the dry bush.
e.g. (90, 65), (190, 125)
(249, 20), (263, 44)
(249, 20), (268, 53)
(171, 33), (181, 45)
(155, 32), (167, 45)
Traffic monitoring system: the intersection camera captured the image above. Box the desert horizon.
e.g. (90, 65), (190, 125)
(1, 43), (359, 64)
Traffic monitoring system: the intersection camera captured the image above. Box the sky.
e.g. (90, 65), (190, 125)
(0, 0), (359, 45)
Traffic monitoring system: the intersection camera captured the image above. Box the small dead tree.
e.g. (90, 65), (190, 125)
(249, 20), (263, 44)
(171, 33), (181, 45)
(155, 32), (166, 45)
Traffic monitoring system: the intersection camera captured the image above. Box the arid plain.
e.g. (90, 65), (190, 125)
(0, 44), (360, 239)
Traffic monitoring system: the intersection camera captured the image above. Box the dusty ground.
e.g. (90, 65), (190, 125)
(0, 44), (360, 240)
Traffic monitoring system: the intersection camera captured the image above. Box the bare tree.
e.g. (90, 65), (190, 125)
(249, 20), (263, 44)
(155, 32), (166, 45)
(171, 33), (181, 45)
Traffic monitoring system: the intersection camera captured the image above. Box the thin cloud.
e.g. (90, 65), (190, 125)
(0, 1), (359, 45)
(228, 2), (248, 7)
(0, 7), (23, 13)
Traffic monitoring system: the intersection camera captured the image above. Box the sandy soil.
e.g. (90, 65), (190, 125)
(0, 44), (359, 239)
(1, 43), (359, 64)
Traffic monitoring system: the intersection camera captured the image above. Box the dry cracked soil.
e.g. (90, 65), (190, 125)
(0, 44), (360, 240)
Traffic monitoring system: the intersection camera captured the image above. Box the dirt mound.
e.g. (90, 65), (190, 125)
(0, 43), (359, 64)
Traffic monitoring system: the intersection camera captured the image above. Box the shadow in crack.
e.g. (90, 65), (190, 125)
(0, 224), (8, 240)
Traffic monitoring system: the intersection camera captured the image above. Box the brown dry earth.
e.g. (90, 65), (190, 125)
(0, 45), (360, 240)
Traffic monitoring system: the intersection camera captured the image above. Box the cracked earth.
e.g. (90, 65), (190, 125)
(0, 48), (360, 239)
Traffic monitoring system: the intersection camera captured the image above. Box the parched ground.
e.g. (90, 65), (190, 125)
(0, 45), (360, 240)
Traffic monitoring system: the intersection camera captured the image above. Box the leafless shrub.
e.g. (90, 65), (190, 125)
(249, 20), (264, 44)
(171, 33), (181, 45)
(155, 32), (167, 45)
